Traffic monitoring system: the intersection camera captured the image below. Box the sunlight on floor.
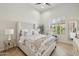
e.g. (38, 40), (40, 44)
(52, 42), (73, 56)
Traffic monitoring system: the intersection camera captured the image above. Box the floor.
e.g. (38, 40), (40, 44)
(52, 42), (73, 56)
(0, 42), (73, 56)
(0, 47), (25, 56)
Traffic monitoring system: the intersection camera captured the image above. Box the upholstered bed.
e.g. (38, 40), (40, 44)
(17, 22), (57, 56)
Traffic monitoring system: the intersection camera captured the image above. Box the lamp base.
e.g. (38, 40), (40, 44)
(8, 35), (11, 41)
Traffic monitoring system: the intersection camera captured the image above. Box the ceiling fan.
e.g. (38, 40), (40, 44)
(35, 3), (51, 6)
(35, 3), (51, 8)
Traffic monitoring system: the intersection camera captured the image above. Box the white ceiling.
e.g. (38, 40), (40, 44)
(27, 3), (60, 12)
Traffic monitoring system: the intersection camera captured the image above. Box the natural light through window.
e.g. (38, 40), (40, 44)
(49, 17), (65, 35)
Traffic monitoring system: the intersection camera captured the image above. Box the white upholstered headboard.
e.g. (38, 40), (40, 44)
(16, 21), (38, 45)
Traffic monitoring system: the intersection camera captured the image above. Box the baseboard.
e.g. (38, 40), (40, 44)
(58, 40), (73, 46)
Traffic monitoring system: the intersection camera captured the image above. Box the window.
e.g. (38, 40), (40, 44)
(50, 23), (65, 34)
(49, 17), (65, 35)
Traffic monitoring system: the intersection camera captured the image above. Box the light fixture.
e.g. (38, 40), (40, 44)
(5, 29), (14, 40)
(35, 3), (51, 8)
(40, 3), (46, 8)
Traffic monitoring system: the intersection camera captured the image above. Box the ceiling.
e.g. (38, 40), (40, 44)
(27, 3), (60, 12)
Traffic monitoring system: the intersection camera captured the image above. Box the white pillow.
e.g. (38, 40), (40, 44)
(34, 30), (39, 35)
(27, 29), (39, 36)
(26, 30), (33, 36)
(21, 29), (39, 37)
(19, 36), (25, 43)
(21, 29), (28, 36)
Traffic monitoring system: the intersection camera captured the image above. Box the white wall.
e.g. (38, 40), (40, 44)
(0, 3), (40, 51)
(40, 3), (79, 41)
(0, 3), (79, 51)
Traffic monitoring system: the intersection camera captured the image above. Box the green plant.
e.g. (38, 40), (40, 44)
(51, 24), (65, 35)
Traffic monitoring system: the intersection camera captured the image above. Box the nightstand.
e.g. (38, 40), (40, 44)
(3, 39), (16, 50)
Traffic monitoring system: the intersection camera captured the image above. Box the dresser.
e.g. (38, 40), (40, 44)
(73, 38), (79, 56)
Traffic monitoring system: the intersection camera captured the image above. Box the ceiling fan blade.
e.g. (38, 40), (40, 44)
(35, 3), (41, 5)
(46, 3), (51, 6)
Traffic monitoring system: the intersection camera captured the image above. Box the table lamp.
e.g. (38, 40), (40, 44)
(5, 29), (14, 41)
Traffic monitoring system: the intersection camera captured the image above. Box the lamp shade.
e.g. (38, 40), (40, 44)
(5, 29), (14, 35)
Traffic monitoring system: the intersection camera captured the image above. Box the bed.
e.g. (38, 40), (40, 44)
(17, 22), (57, 56)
